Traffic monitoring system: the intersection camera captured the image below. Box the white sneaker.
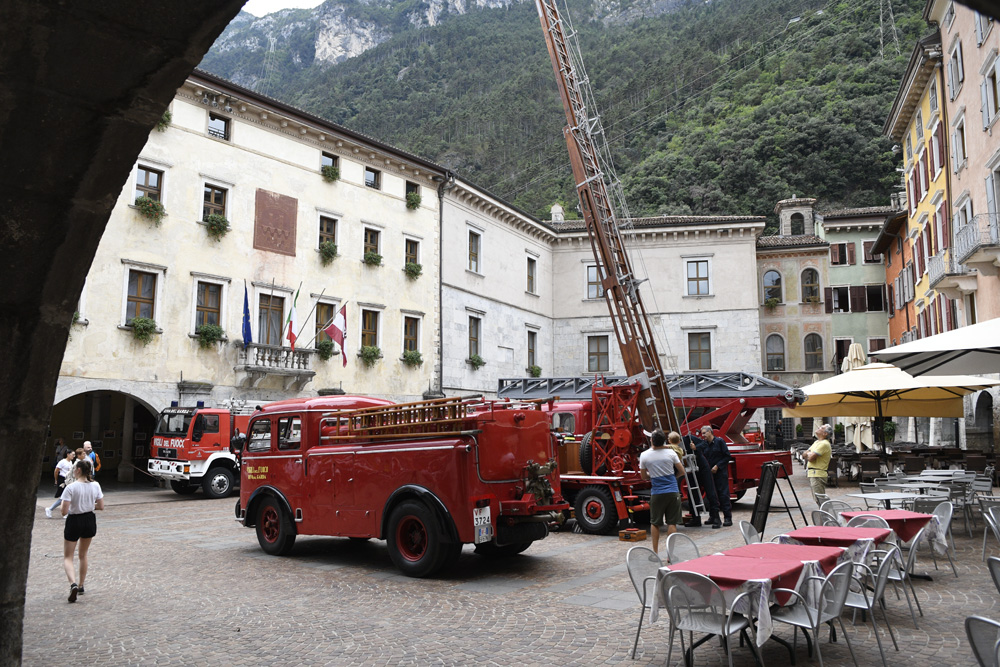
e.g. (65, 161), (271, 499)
(45, 507), (52, 518)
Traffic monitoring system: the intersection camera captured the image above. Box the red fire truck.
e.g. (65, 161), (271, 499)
(148, 405), (251, 498)
(234, 394), (568, 577)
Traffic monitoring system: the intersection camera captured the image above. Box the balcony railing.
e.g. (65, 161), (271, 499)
(928, 252), (970, 287)
(236, 343), (315, 390)
(955, 213), (1000, 265)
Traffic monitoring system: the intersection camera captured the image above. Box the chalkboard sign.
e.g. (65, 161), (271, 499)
(750, 461), (781, 536)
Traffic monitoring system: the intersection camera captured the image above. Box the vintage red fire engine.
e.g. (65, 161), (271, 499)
(235, 394), (567, 577)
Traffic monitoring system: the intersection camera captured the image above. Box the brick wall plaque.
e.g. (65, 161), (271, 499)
(254, 189), (297, 256)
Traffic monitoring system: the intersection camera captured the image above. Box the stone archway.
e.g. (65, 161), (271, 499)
(968, 391), (996, 453)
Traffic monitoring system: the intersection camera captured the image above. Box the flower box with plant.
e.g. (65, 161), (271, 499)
(316, 339), (335, 361)
(195, 324), (225, 349)
(321, 165), (340, 182)
(528, 365), (542, 378)
(406, 192), (422, 210)
(134, 196), (166, 225)
(128, 317), (157, 346)
(204, 213), (230, 241)
(804, 295), (821, 304)
(363, 251), (382, 266)
(319, 241), (338, 266)
(764, 297), (780, 309)
(402, 349), (423, 367)
(359, 345), (383, 367)
(467, 354), (486, 370)
(404, 262), (422, 280)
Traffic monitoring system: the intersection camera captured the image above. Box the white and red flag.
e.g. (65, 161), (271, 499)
(285, 286), (300, 350)
(324, 303), (348, 367)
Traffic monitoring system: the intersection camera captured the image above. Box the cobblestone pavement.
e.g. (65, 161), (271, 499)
(22, 471), (995, 666)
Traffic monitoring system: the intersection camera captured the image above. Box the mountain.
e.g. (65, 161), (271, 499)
(200, 0), (927, 226)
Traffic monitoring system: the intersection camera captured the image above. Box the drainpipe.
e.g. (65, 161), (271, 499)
(423, 171), (455, 400)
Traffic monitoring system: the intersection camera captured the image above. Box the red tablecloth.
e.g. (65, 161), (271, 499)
(783, 525), (892, 548)
(666, 554), (804, 605)
(722, 543), (845, 575)
(840, 510), (933, 543)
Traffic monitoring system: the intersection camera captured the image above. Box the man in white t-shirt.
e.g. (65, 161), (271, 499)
(639, 429), (686, 554)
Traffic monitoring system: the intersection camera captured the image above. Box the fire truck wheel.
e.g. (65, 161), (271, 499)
(733, 490), (747, 502)
(578, 432), (608, 476)
(256, 498), (296, 556)
(387, 500), (445, 578)
(202, 467), (234, 499)
(169, 480), (197, 495)
(473, 541), (532, 557)
(574, 486), (617, 535)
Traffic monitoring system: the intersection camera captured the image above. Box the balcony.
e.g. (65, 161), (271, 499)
(955, 213), (1000, 275)
(928, 251), (977, 299)
(236, 343), (315, 390)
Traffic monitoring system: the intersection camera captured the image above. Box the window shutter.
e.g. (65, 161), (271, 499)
(951, 130), (958, 172)
(983, 80), (991, 129)
(849, 286), (867, 312)
(915, 237), (924, 275)
(830, 244), (840, 264)
(936, 123), (945, 170)
(928, 217), (936, 256)
(958, 42), (965, 83)
(947, 60), (955, 98)
(883, 284), (889, 312)
(846, 242), (856, 265)
(824, 287), (833, 314)
(976, 15), (984, 44)
(922, 153), (930, 194)
(942, 201), (949, 250)
(987, 173), (998, 218)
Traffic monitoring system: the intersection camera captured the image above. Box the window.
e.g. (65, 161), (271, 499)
(801, 268), (820, 302)
(905, 135), (913, 160)
(835, 339), (853, 370)
(403, 316), (419, 352)
(587, 265), (605, 299)
(364, 228), (380, 255)
(868, 338), (888, 354)
(195, 281), (221, 328)
(945, 1), (955, 29)
(135, 166), (163, 202)
(319, 216), (337, 246)
(258, 294), (284, 346)
(405, 239), (419, 265)
(361, 309), (379, 348)
(526, 257), (536, 294)
(686, 259), (710, 296)
(364, 167), (380, 189)
(588, 335), (609, 372)
(975, 12), (993, 45)
(197, 414), (220, 434)
(278, 416), (301, 451)
(687, 332), (711, 370)
(762, 270), (782, 302)
(765, 334), (785, 372)
(247, 419), (272, 453)
(830, 242), (854, 266)
(468, 316), (481, 358)
(405, 181), (419, 197)
(862, 240), (880, 264)
(948, 41), (965, 100)
(954, 117), (968, 168)
(203, 185), (226, 221)
(126, 270), (156, 322)
(865, 285), (885, 312)
(804, 334), (824, 371)
(915, 109), (924, 133)
(468, 231), (481, 272)
(208, 113), (230, 141)
(315, 301), (335, 344)
(887, 284), (895, 316)
(321, 151), (338, 171)
(527, 330), (537, 368)
(831, 286), (850, 312)
(957, 198), (974, 229)
(930, 79), (939, 113)
(790, 213), (805, 235)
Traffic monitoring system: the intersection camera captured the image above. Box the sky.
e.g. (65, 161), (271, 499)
(242, 0), (325, 17)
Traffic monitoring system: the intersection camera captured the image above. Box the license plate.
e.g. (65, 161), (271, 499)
(473, 506), (492, 544)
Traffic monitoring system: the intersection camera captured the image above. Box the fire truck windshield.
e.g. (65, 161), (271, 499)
(155, 410), (194, 437)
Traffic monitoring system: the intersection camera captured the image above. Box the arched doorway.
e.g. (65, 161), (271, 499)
(47, 390), (159, 484)
(968, 391), (996, 453)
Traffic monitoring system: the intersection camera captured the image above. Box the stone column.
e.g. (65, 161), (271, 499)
(929, 417), (939, 447)
(119, 396), (134, 483)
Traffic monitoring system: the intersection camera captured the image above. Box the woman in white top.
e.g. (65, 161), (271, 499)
(60, 457), (104, 602)
(45, 450), (76, 518)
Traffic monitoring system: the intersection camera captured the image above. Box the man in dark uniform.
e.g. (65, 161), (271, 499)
(682, 434), (721, 528)
(694, 425), (733, 527)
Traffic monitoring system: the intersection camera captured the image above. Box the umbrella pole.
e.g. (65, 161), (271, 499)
(876, 396), (888, 469)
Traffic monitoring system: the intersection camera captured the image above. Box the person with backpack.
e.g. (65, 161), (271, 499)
(83, 441), (101, 476)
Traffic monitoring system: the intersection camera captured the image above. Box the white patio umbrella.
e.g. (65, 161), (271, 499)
(871, 317), (1000, 376)
(840, 343), (873, 453)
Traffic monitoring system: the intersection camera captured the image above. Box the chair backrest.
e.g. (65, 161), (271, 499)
(924, 485), (951, 497)
(662, 571), (728, 628)
(821, 499), (857, 516)
(901, 527), (926, 569)
(665, 532), (700, 564)
(811, 509), (839, 527)
(886, 471), (905, 481)
(988, 557), (1000, 598)
(739, 520), (761, 544)
(988, 506), (1000, 531)
(965, 615), (1000, 667)
(814, 492), (831, 505)
(815, 561), (856, 624)
(859, 482), (879, 494)
(974, 479), (995, 495)
(912, 497), (944, 514)
(845, 514), (891, 529)
(932, 501), (954, 532)
(868, 545), (901, 600)
(626, 546), (662, 606)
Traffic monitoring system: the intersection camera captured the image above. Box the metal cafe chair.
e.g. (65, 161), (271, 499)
(739, 520), (762, 545)
(844, 546), (901, 667)
(985, 506), (1000, 562)
(665, 532), (700, 564)
(625, 545), (662, 659)
(812, 509), (840, 527)
(965, 615), (1000, 667)
(988, 556), (1000, 598)
(885, 526), (925, 628)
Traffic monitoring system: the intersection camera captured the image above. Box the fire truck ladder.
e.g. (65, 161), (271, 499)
(535, 0), (677, 433)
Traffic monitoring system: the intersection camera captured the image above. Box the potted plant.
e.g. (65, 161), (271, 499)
(196, 324), (225, 349)
(321, 165), (340, 182)
(404, 262), (422, 280)
(204, 213), (230, 241)
(804, 295), (820, 303)
(363, 251), (382, 266)
(406, 191), (421, 210)
(359, 345), (383, 367)
(134, 196), (166, 225)
(467, 354), (486, 370)
(129, 317), (157, 346)
(764, 297), (780, 310)
(528, 365), (542, 378)
(882, 419), (897, 442)
(316, 339), (335, 361)
(402, 349), (423, 367)
(319, 241), (338, 266)
(156, 109), (172, 132)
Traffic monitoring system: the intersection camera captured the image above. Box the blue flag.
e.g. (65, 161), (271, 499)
(242, 281), (252, 349)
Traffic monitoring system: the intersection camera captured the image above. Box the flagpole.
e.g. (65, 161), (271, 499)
(267, 278), (276, 346)
(295, 287), (326, 344)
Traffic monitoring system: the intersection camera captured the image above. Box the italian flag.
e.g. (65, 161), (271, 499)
(285, 286), (300, 350)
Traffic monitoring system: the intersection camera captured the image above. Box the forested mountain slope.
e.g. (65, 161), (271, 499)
(201, 0), (927, 226)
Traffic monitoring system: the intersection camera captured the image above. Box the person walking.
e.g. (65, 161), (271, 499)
(804, 423), (833, 504)
(53, 438), (70, 463)
(82, 441), (100, 477)
(638, 429), (686, 555)
(60, 457), (104, 602)
(695, 425), (733, 527)
(46, 449), (76, 518)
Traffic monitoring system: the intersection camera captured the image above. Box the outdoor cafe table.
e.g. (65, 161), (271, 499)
(652, 554), (807, 645)
(721, 543), (848, 575)
(776, 525), (892, 563)
(845, 491), (927, 509)
(840, 509), (932, 542)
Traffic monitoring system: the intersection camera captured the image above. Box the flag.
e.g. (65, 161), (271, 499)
(241, 281), (252, 349)
(324, 303), (347, 367)
(285, 285), (300, 350)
